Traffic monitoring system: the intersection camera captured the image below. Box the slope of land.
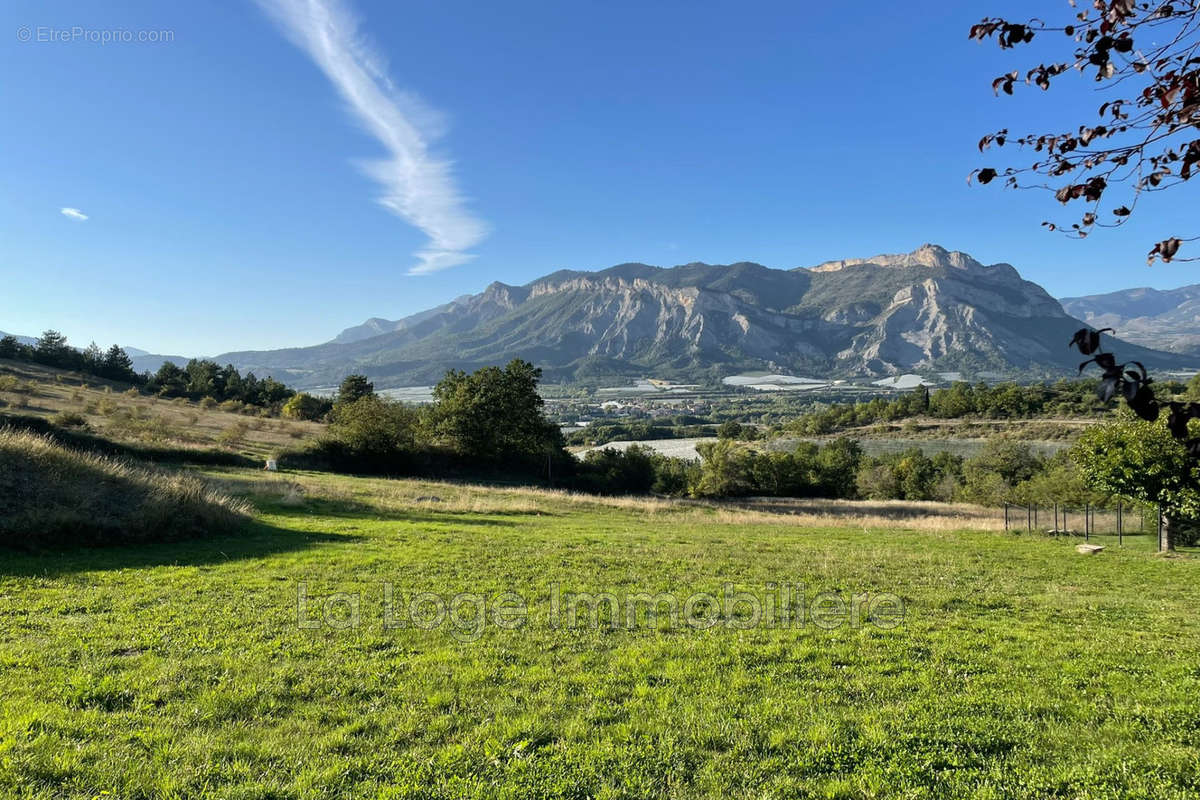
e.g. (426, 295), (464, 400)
(0, 468), (1196, 798)
(0, 360), (322, 463)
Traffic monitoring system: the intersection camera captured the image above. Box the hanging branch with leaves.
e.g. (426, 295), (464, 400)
(1071, 326), (1200, 459)
(969, 1), (1200, 264)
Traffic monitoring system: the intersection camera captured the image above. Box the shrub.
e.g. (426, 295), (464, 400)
(51, 411), (89, 429)
(199, 397), (218, 410)
(0, 428), (250, 549)
(218, 422), (250, 446)
(0, 375), (20, 392)
(123, 388), (139, 399)
(281, 392), (330, 421)
(219, 399), (244, 414)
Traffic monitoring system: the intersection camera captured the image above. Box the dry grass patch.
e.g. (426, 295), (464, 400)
(0, 428), (250, 549)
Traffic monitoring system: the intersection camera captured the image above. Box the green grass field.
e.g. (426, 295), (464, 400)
(2, 469), (1198, 799)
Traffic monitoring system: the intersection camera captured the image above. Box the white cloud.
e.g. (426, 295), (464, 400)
(255, 0), (489, 275)
(60, 207), (89, 221)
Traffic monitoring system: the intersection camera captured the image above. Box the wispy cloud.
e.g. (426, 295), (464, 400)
(255, 0), (488, 275)
(60, 207), (89, 221)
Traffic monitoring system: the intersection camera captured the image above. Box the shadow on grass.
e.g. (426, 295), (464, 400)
(255, 499), (527, 528)
(0, 518), (362, 577)
(209, 476), (555, 523)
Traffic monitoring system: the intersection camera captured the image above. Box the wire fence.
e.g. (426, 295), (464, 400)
(1003, 501), (1160, 546)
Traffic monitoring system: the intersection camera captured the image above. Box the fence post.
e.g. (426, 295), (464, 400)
(1085, 503), (1090, 541)
(1117, 502), (1123, 546)
(1054, 503), (1059, 533)
(1063, 508), (1068, 535)
(1034, 505), (1038, 529)
(1027, 505), (1032, 532)
(1004, 503), (1009, 531)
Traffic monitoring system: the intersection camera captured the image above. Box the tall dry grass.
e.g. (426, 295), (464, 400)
(221, 470), (1006, 532)
(0, 427), (251, 549)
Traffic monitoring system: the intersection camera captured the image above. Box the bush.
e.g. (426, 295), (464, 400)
(218, 422), (250, 447)
(576, 445), (659, 494)
(0, 428), (250, 549)
(51, 411), (89, 429)
(281, 392), (330, 421)
(199, 397), (218, 410)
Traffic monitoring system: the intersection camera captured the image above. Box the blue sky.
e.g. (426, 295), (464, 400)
(3, 0), (1198, 356)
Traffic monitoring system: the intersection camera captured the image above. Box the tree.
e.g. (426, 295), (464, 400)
(815, 437), (864, 499)
(693, 440), (757, 497)
(961, 441), (1042, 506)
(970, 3), (1200, 263)
(81, 342), (104, 374)
(327, 395), (421, 461)
(282, 392), (331, 421)
(1073, 413), (1200, 549)
(0, 335), (21, 360)
(578, 445), (658, 494)
(429, 360), (564, 467)
(150, 362), (188, 396)
(717, 420), (744, 440)
(338, 374), (375, 405)
(35, 330), (74, 369)
(101, 345), (136, 382)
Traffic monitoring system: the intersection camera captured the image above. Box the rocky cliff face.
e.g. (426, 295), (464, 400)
(215, 245), (1186, 388)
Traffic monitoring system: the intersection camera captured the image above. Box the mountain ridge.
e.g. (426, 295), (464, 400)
(1061, 284), (1200, 355)
(213, 244), (1192, 389)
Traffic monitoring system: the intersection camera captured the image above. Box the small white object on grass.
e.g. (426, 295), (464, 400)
(265, 459), (278, 471)
(1076, 544), (1104, 555)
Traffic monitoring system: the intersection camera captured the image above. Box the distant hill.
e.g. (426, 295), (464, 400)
(0, 331), (36, 347)
(214, 244), (1192, 389)
(1060, 284), (1200, 355)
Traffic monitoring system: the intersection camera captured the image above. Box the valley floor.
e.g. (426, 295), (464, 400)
(1, 469), (1198, 798)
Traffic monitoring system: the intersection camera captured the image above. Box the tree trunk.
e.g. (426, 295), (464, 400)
(1160, 512), (1175, 552)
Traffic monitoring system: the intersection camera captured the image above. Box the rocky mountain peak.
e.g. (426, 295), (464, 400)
(807, 243), (984, 273)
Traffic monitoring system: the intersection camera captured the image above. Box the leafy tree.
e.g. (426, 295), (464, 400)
(815, 438), (863, 499)
(692, 440), (757, 497)
(1072, 414), (1200, 549)
(578, 445), (658, 494)
(856, 461), (903, 501)
(970, 3), (1200, 263)
(257, 376), (294, 406)
(961, 441), (1042, 506)
(337, 374), (375, 405)
(717, 420), (744, 440)
(281, 392), (331, 421)
(185, 359), (220, 398)
(429, 360), (563, 467)
(327, 396), (421, 461)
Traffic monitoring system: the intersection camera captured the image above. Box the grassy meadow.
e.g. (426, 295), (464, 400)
(1, 468), (1198, 798)
(0, 360), (322, 462)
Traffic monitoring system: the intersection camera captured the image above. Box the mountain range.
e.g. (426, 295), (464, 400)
(210, 244), (1190, 389)
(1061, 284), (1200, 355)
